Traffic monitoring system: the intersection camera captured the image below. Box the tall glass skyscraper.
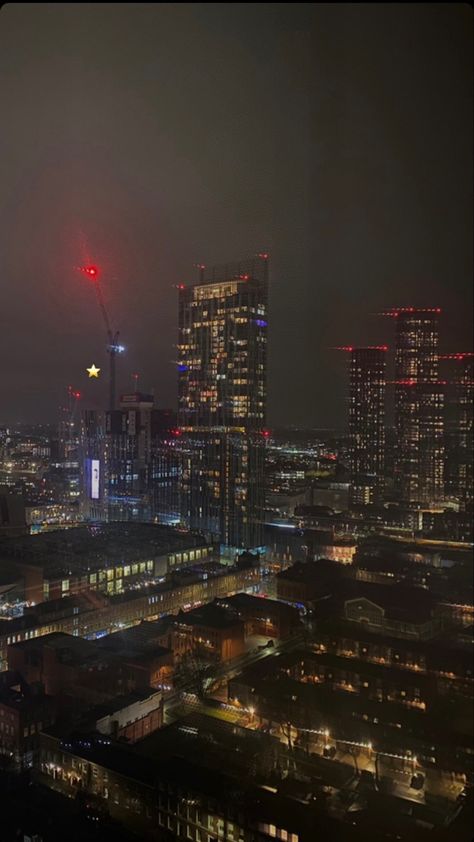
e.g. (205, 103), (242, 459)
(347, 346), (387, 505)
(386, 308), (445, 504)
(79, 397), (180, 524)
(177, 255), (269, 552)
(441, 353), (473, 512)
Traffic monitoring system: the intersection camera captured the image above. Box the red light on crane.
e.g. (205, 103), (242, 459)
(79, 265), (100, 280)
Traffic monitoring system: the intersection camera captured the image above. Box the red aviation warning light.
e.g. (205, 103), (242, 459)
(439, 353), (474, 361)
(78, 265), (100, 281)
(379, 307), (442, 317)
(333, 345), (389, 352)
(262, 429), (271, 439)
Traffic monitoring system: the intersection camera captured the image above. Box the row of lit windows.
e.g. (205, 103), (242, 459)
(259, 824), (299, 841)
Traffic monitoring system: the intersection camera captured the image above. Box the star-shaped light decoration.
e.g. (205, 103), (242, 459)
(87, 364), (101, 378)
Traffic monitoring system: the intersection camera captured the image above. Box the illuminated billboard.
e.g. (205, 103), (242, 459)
(91, 459), (100, 500)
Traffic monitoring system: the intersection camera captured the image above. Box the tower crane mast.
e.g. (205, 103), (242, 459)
(79, 265), (124, 411)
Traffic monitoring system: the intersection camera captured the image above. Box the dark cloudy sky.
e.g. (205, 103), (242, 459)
(0, 4), (472, 428)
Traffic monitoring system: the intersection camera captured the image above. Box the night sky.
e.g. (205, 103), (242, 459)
(0, 4), (472, 428)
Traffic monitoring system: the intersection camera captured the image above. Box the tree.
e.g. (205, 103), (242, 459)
(346, 744), (359, 777)
(173, 645), (220, 700)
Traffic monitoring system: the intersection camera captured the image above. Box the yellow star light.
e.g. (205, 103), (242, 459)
(87, 364), (101, 378)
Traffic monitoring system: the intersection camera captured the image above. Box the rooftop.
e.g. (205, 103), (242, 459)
(0, 523), (214, 577)
(216, 592), (298, 615)
(8, 632), (97, 664)
(176, 601), (242, 630)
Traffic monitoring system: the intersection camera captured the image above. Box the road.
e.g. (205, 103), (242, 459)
(163, 631), (305, 719)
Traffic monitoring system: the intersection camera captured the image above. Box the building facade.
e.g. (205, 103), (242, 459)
(348, 347), (386, 505)
(177, 255), (269, 552)
(388, 308), (444, 504)
(441, 353), (473, 512)
(106, 394), (180, 524)
(79, 396), (180, 524)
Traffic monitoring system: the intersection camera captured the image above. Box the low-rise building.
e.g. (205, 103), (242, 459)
(0, 523), (218, 604)
(0, 558), (261, 671)
(215, 592), (302, 639)
(0, 672), (56, 768)
(173, 602), (245, 661)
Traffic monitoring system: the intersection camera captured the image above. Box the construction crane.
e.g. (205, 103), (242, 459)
(78, 265), (124, 410)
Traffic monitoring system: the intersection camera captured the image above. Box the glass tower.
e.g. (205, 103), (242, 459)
(177, 255), (269, 552)
(389, 308), (444, 504)
(441, 353), (473, 512)
(348, 346), (387, 505)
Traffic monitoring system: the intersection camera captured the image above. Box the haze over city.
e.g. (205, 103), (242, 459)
(0, 4), (471, 426)
(0, 5), (472, 842)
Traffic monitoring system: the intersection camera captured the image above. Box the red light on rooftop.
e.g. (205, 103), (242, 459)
(262, 429), (271, 438)
(177, 284), (186, 290)
(381, 307), (441, 318)
(258, 253), (269, 260)
(171, 428), (182, 437)
(74, 391), (81, 399)
(440, 353), (473, 360)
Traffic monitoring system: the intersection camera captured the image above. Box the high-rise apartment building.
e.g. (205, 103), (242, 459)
(79, 396), (180, 524)
(177, 255), (269, 551)
(386, 308), (444, 504)
(79, 409), (108, 521)
(441, 353), (473, 512)
(106, 394), (179, 523)
(347, 346), (387, 505)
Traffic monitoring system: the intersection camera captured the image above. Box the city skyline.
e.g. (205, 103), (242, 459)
(0, 5), (472, 840)
(0, 4), (472, 427)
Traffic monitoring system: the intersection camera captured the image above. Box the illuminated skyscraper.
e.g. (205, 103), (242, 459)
(441, 353), (473, 511)
(177, 255), (269, 551)
(347, 346), (387, 505)
(79, 409), (108, 521)
(385, 308), (444, 504)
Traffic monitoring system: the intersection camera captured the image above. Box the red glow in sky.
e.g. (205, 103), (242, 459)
(80, 265), (99, 280)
